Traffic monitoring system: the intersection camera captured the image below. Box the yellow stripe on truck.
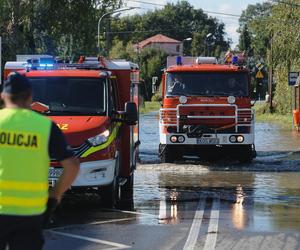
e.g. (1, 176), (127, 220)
(81, 125), (120, 158)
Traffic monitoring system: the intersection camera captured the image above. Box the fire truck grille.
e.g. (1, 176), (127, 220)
(160, 106), (253, 134)
(237, 109), (252, 124)
(160, 109), (177, 125)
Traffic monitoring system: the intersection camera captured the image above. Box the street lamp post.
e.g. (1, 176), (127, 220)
(205, 33), (212, 56)
(182, 37), (192, 56)
(97, 7), (137, 56)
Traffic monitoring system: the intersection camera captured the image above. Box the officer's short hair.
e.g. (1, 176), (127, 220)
(2, 72), (32, 102)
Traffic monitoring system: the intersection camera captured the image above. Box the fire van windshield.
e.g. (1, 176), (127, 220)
(166, 72), (249, 97)
(29, 77), (106, 115)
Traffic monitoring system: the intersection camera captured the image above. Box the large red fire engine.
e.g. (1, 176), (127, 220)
(158, 56), (256, 163)
(4, 55), (140, 207)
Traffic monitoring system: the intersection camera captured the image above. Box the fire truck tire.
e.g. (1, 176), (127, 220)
(100, 155), (120, 208)
(160, 144), (175, 163)
(237, 145), (254, 163)
(120, 174), (134, 202)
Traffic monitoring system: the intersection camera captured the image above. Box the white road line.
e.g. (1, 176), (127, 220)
(88, 217), (135, 226)
(49, 231), (131, 249)
(183, 199), (206, 250)
(203, 198), (220, 250)
(48, 217), (135, 231)
(106, 208), (157, 218)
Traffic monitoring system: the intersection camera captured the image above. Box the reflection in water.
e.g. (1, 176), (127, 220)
(232, 185), (247, 230)
(159, 191), (179, 225)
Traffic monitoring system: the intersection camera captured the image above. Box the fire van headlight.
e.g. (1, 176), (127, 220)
(88, 129), (110, 146)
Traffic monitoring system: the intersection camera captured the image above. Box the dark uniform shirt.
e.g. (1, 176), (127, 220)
(48, 122), (74, 161)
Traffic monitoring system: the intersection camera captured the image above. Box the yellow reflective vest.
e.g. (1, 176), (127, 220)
(0, 108), (51, 216)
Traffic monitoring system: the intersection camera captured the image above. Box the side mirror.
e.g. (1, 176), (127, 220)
(124, 102), (138, 125)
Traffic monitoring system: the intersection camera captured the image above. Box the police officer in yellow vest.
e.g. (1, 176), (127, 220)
(0, 73), (79, 250)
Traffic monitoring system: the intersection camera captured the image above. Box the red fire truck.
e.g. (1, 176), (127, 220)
(158, 56), (256, 163)
(4, 56), (140, 207)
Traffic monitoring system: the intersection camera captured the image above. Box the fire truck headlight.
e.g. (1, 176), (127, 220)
(229, 135), (237, 143)
(237, 135), (244, 143)
(227, 96), (236, 104)
(88, 129), (110, 146)
(179, 95), (187, 104)
(177, 135), (185, 143)
(170, 135), (178, 143)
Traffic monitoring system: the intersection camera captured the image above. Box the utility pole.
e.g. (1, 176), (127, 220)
(105, 19), (111, 57)
(0, 36), (2, 85)
(268, 36), (273, 113)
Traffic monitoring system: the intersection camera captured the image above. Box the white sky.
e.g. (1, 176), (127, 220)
(124, 0), (267, 48)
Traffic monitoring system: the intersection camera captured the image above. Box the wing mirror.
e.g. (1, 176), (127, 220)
(112, 102), (138, 125)
(124, 102), (138, 125)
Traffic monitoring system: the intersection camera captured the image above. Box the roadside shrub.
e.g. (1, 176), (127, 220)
(151, 93), (162, 102)
(273, 63), (299, 115)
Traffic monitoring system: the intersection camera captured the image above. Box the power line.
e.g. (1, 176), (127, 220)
(126, 0), (242, 17)
(126, 0), (165, 7)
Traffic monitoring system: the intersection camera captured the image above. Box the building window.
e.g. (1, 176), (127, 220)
(176, 45), (180, 52)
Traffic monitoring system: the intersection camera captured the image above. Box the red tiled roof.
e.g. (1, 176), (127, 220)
(136, 34), (181, 48)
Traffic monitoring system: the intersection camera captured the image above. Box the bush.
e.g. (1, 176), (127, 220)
(151, 93), (162, 102)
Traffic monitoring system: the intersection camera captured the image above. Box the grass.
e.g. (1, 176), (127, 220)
(139, 101), (161, 114)
(253, 102), (293, 129)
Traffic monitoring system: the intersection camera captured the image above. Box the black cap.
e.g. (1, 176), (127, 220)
(2, 72), (31, 95)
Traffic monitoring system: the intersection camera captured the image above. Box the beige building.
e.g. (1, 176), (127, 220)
(134, 34), (182, 56)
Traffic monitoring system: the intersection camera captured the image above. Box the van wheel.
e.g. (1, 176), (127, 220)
(100, 177), (119, 208)
(120, 174), (134, 201)
(100, 155), (120, 208)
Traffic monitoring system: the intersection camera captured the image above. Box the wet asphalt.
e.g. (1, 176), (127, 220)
(44, 111), (300, 250)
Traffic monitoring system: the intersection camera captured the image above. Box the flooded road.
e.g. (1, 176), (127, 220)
(45, 112), (300, 250)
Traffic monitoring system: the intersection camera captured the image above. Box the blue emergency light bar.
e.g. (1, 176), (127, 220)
(25, 56), (106, 71)
(26, 57), (55, 70)
(176, 56), (182, 65)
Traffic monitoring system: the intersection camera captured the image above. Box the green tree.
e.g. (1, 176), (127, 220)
(110, 1), (229, 57)
(268, 1), (300, 114)
(0, 0), (122, 66)
(238, 2), (272, 59)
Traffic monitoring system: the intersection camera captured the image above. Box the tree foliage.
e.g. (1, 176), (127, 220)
(238, 2), (272, 59)
(239, 0), (300, 114)
(0, 0), (122, 63)
(110, 1), (229, 57)
(108, 1), (230, 100)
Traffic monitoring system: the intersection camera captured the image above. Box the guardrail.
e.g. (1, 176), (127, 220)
(160, 104), (254, 133)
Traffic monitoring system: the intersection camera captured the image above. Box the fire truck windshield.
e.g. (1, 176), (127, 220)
(166, 72), (249, 97)
(28, 77), (106, 115)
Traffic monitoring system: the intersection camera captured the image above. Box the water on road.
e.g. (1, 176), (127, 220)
(45, 111), (300, 250)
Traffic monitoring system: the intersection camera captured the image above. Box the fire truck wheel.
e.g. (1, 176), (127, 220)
(237, 145), (253, 163)
(100, 155), (121, 208)
(160, 144), (175, 163)
(120, 174), (134, 202)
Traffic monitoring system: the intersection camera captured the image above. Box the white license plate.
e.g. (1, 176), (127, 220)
(197, 138), (220, 144)
(49, 167), (63, 179)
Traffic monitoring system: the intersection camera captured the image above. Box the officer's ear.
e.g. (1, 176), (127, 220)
(26, 93), (33, 106)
